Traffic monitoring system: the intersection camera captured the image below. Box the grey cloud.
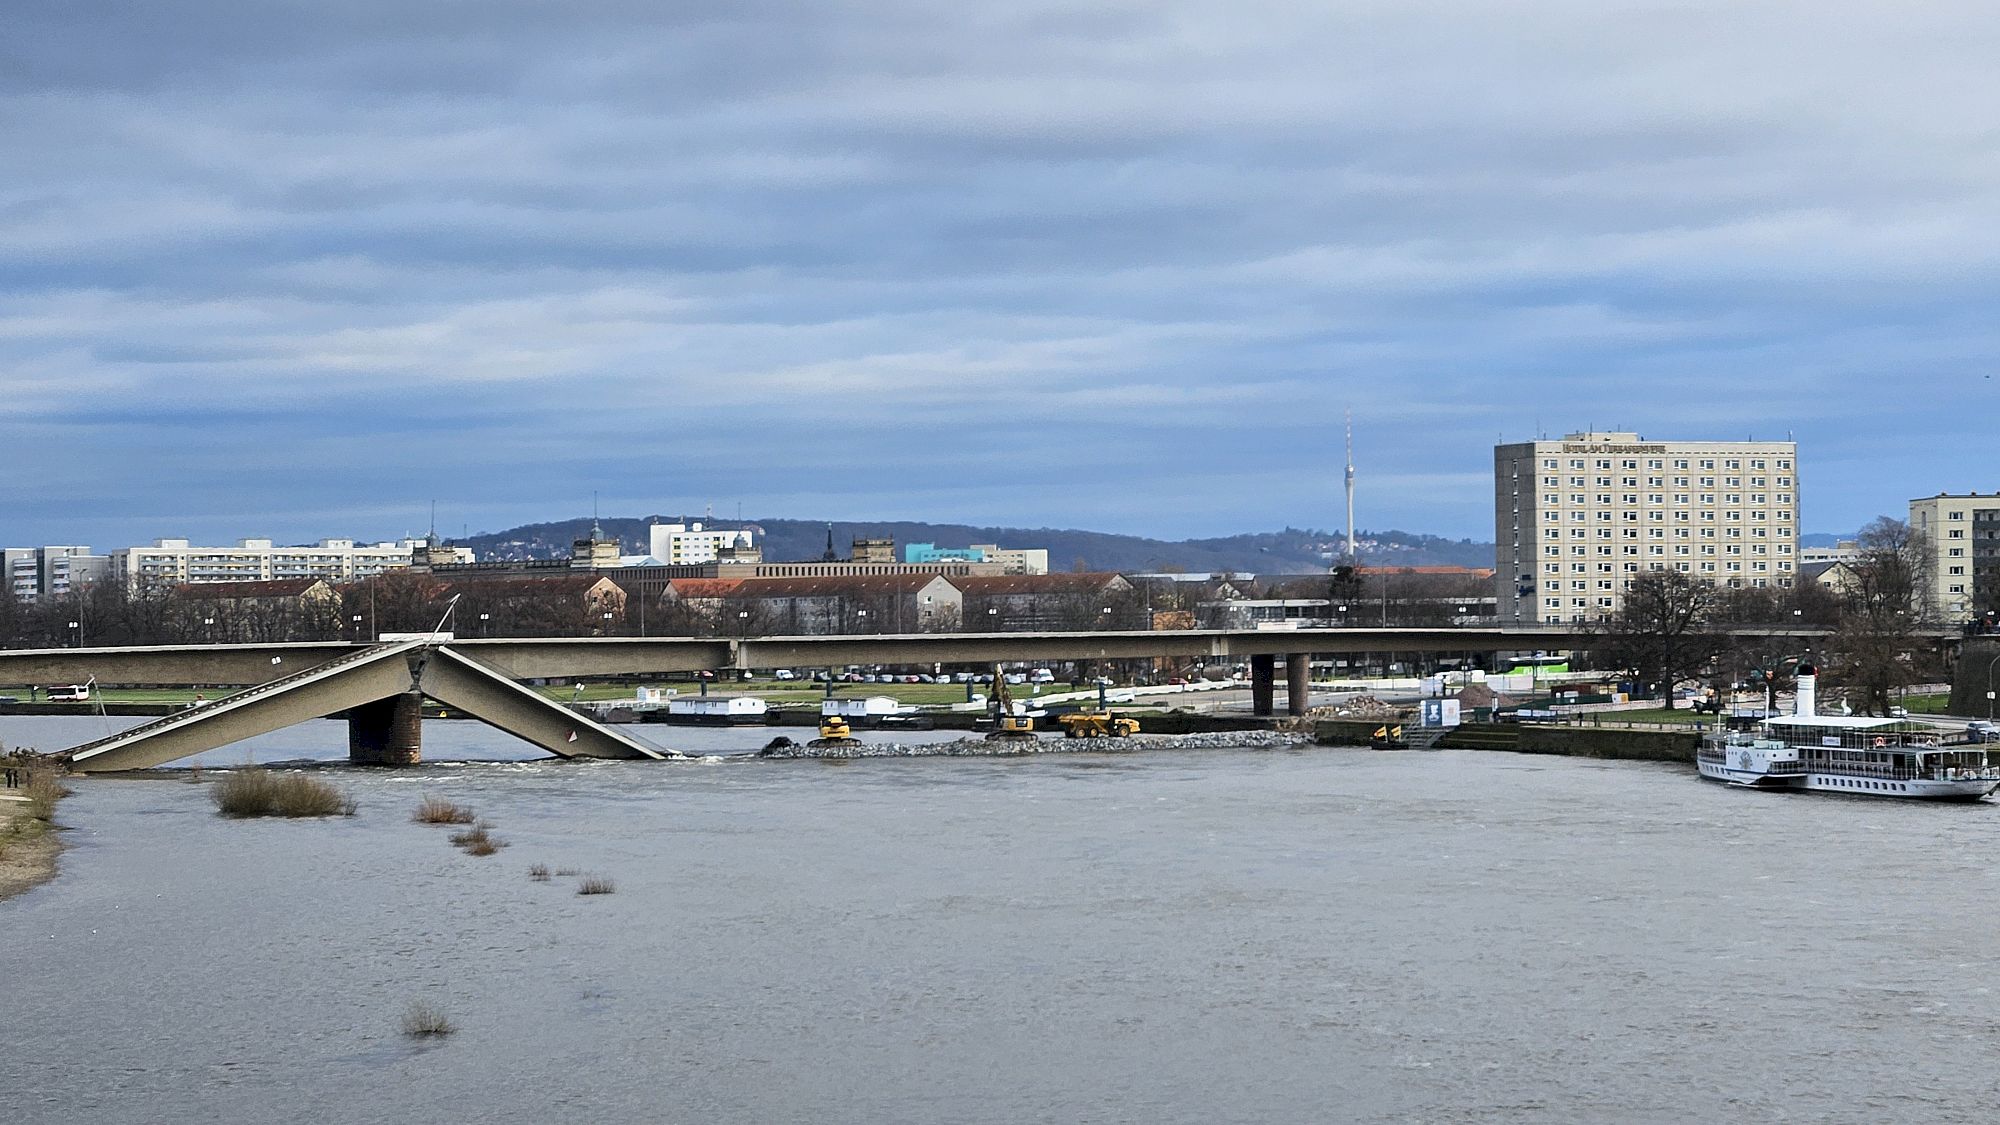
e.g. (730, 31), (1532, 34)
(4, 0), (1999, 546)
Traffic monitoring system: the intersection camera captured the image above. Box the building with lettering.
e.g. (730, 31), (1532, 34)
(903, 542), (1050, 574)
(1493, 432), (1799, 624)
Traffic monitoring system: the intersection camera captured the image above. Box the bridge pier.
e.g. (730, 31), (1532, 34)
(1250, 654), (1275, 716)
(1286, 653), (1311, 716)
(347, 691), (423, 766)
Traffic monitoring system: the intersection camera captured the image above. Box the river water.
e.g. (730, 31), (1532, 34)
(6, 716), (2000, 1124)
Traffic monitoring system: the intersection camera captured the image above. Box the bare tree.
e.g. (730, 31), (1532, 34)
(1591, 569), (1722, 709)
(1824, 517), (1940, 715)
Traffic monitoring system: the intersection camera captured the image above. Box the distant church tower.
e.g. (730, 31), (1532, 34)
(1344, 411), (1358, 561)
(572, 495), (621, 570)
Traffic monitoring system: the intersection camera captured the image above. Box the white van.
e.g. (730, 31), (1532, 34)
(46, 684), (91, 702)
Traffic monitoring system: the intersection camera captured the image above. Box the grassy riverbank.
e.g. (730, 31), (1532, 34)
(0, 762), (67, 901)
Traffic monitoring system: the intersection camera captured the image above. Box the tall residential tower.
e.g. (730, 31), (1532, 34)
(1494, 432), (1800, 623)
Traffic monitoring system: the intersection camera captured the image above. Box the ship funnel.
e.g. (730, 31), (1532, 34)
(1794, 661), (1817, 717)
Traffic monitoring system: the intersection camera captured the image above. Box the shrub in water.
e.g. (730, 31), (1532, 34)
(412, 796), (475, 825)
(213, 771), (356, 819)
(527, 863), (550, 881)
(23, 771), (67, 821)
(400, 1000), (456, 1039)
(577, 874), (616, 895)
(447, 822), (492, 849)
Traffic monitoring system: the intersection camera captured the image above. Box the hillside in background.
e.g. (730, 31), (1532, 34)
(456, 517), (1496, 573)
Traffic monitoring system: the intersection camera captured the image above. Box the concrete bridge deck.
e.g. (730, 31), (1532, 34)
(0, 624), (1851, 687)
(0, 624), (1910, 769)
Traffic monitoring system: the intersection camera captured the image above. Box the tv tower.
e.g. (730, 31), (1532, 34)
(1344, 410), (1357, 561)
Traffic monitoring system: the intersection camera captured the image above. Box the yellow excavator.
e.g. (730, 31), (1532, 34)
(1057, 678), (1140, 738)
(984, 663), (1037, 741)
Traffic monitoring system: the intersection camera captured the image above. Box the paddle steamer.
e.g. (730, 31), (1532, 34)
(1696, 664), (1999, 800)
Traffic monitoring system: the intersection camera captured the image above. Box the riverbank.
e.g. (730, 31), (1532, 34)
(1313, 718), (1699, 762)
(0, 778), (64, 902)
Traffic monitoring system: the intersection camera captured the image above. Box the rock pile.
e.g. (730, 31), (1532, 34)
(754, 731), (1315, 759)
(1325, 694), (1402, 718)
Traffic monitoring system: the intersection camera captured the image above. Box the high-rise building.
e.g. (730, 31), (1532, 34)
(1494, 432), (1800, 623)
(3, 545), (110, 601)
(1909, 492), (2000, 621)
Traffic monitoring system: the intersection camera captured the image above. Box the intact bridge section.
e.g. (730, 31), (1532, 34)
(4, 624), (1860, 771)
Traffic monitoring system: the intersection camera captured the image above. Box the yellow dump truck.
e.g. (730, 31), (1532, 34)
(1057, 711), (1140, 738)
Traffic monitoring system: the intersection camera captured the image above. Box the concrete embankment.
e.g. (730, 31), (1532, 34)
(1314, 720), (1699, 763)
(755, 731), (1313, 759)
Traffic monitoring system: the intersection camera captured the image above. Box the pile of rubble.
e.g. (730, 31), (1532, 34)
(1322, 694), (1404, 719)
(754, 731), (1315, 759)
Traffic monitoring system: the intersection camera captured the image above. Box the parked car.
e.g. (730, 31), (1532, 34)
(773, 669), (797, 681)
(1969, 722), (1998, 743)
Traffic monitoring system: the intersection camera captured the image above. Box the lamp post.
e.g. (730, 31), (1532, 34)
(602, 610), (614, 636)
(351, 614), (363, 642)
(1987, 652), (2000, 722)
(478, 612), (490, 638)
(68, 620), (82, 648)
(203, 616), (215, 645)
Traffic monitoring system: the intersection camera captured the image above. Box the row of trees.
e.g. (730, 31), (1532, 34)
(1595, 518), (1943, 714)
(0, 573), (624, 649)
(0, 573), (1166, 648)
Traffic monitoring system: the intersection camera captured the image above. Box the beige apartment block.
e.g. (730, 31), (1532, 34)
(1495, 432), (1799, 624)
(1909, 492), (2000, 622)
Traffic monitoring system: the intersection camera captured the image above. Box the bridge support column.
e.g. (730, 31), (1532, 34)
(348, 692), (423, 766)
(1286, 654), (1310, 716)
(1250, 654), (1275, 716)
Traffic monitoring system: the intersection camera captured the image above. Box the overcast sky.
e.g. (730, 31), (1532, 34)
(5, 0), (1996, 550)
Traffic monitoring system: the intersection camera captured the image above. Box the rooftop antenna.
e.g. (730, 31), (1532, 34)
(428, 500), (438, 545)
(591, 491), (602, 538)
(1344, 409), (1357, 562)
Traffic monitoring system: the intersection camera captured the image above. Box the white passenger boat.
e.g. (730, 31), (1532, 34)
(1696, 665), (2000, 801)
